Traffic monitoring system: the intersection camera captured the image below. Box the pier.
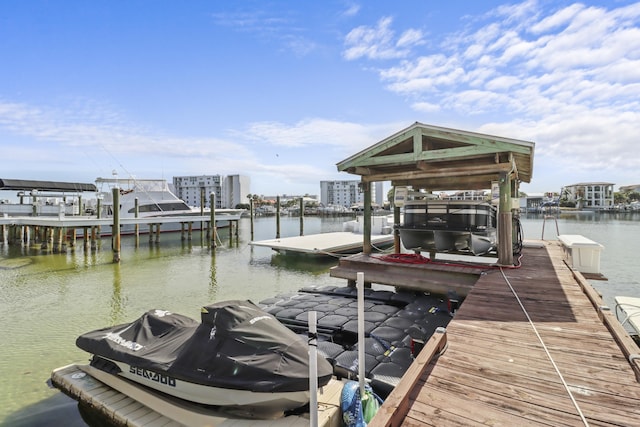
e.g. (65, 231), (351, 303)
(0, 214), (240, 256)
(369, 240), (640, 426)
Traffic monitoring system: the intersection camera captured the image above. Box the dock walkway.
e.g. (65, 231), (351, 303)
(371, 241), (640, 426)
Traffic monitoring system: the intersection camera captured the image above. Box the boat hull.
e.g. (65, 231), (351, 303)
(92, 356), (311, 410)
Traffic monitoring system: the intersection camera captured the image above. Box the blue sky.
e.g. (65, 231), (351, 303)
(1, 0), (638, 199)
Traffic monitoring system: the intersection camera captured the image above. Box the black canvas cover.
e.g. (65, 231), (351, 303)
(76, 300), (333, 393)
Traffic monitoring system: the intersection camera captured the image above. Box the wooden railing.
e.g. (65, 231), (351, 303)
(369, 328), (448, 427)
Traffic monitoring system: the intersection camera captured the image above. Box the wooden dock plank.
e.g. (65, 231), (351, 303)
(369, 240), (640, 426)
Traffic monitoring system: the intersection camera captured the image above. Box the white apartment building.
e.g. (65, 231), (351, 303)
(561, 182), (614, 210)
(223, 174), (251, 209)
(173, 174), (250, 209)
(320, 180), (384, 208)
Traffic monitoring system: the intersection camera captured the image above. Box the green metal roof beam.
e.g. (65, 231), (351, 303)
(347, 145), (511, 168)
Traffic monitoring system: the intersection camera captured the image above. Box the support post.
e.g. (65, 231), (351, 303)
(91, 226), (97, 251)
(498, 172), (513, 265)
(200, 187), (205, 235)
(134, 197), (139, 240)
(249, 199), (254, 241)
(96, 197), (102, 236)
(276, 196), (281, 239)
(363, 182), (372, 255)
(112, 187), (121, 263)
(83, 227), (89, 250)
(210, 192), (217, 248)
(393, 201), (401, 254)
(299, 197), (304, 236)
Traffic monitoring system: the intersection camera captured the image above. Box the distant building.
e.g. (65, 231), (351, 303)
(173, 174), (250, 209)
(320, 180), (384, 208)
(561, 182), (614, 210)
(223, 175), (251, 209)
(619, 184), (640, 193)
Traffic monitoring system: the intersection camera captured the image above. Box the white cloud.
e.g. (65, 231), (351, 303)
(343, 16), (423, 60)
(343, 1), (640, 190)
(241, 118), (393, 152)
(341, 3), (361, 18)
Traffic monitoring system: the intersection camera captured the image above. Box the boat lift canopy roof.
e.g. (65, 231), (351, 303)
(0, 178), (97, 193)
(336, 122), (535, 191)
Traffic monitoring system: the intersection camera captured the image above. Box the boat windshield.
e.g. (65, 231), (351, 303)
(129, 201), (191, 213)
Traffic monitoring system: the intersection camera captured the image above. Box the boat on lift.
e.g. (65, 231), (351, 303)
(397, 198), (497, 256)
(76, 300), (333, 414)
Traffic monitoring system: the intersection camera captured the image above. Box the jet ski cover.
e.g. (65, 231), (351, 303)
(76, 300), (333, 393)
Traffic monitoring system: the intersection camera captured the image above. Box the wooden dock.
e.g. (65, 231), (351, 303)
(370, 240), (640, 426)
(250, 232), (394, 256)
(329, 252), (494, 297)
(51, 364), (343, 427)
(0, 214), (240, 256)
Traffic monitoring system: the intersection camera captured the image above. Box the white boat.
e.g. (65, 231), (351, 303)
(615, 296), (640, 337)
(93, 178), (244, 235)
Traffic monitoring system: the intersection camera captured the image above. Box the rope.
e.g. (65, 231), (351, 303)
(499, 266), (590, 426)
(377, 253), (431, 264)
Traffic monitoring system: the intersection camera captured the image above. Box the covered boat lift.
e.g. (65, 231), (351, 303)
(336, 122), (535, 266)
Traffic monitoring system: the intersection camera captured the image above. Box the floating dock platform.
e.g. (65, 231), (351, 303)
(51, 364), (343, 427)
(250, 232), (394, 256)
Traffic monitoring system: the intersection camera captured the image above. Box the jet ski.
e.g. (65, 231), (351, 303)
(76, 300), (333, 412)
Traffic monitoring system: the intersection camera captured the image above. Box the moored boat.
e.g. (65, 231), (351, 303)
(93, 177), (244, 235)
(76, 300), (333, 413)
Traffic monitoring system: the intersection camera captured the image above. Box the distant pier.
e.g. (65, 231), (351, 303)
(0, 215), (240, 259)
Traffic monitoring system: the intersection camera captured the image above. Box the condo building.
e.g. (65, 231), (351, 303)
(320, 180), (384, 208)
(173, 174), (250, 209)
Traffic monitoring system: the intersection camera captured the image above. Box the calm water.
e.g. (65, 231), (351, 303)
(1, 213), (639, 426)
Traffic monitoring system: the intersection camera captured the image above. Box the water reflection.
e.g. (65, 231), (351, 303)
(209, 251), (218, 301)
(269, 253), (339, 275)
(109, 263), (125, 325)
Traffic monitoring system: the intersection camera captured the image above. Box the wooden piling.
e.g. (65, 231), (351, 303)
(498, 171), (513, 265)
(276, 195), (281, 239)
(112, 187), (121, 263)
(91, 226), (97, 251)
(299, 197), (304, 236)
(393, 204), (401, 253)
(363, 182), (372, 255)
(134, 198), (139, 239)
(83, 227), (89, 250)
(200, 188), (205, 234)
(210, 192), (216, 248)
(249, 199), (254, 241)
